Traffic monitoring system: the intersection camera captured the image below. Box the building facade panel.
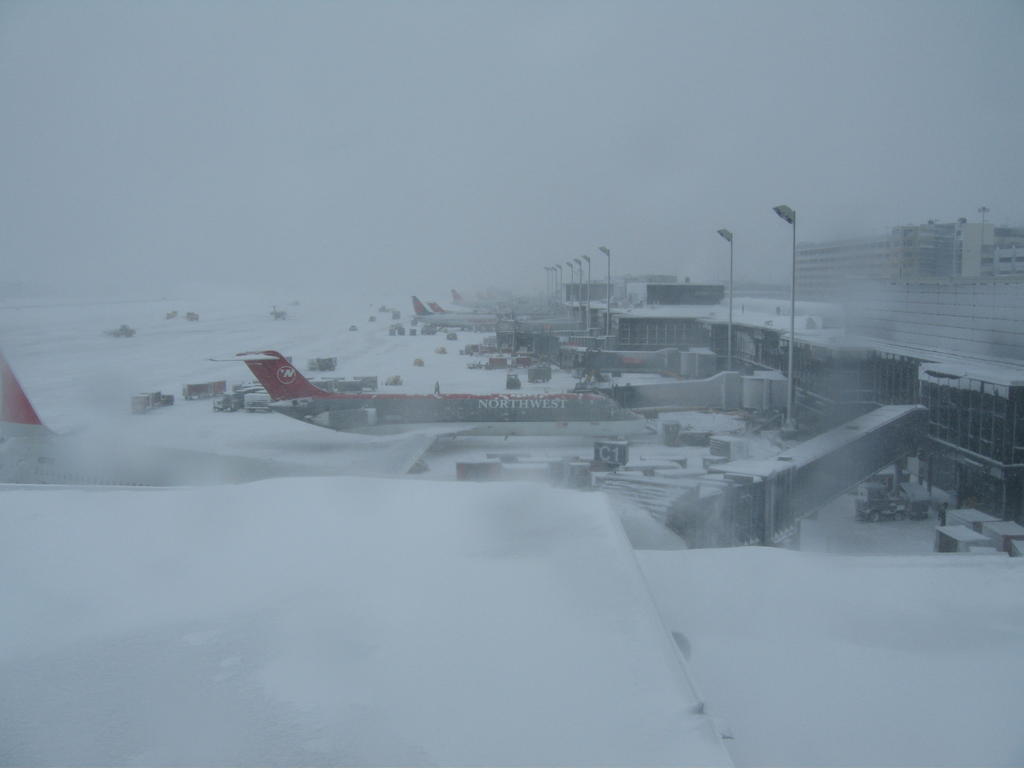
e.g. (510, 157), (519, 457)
(849, 279), (1024, 362)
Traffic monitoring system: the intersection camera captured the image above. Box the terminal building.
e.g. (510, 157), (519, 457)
(561, 274), (723, 307)
(527, 273), (1024, 524)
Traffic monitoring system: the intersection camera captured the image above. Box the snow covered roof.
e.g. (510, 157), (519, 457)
(981, 520), (1024, 538)
(608, 295), (1024, 371)
(918, 361), (1024, 387)
(947, 508), (1001, 525)
(711, 405), (924, 479)
(935, 524), (991, 543)
(842, 332), (1024, 372)
(611, 299), (841, 344)
(0, 477), (732, 767)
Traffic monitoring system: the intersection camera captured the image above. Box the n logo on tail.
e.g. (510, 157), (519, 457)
(276, 364), (297, 385)
(236, 351), (329, 401)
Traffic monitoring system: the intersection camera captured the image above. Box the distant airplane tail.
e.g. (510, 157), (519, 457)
(237, 351), (329, 401)
(451, 289), (465, 305)
(411, 296), (433, 316)
(0, 349), (51, 436)
(427, 301), (448, 313)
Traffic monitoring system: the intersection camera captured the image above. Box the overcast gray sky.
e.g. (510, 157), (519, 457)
(2, 0), (1022, 299)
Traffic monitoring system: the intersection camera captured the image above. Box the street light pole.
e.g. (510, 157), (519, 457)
(717, 229), (734, 371)
(573, 257), (583, 329)
(773, 205), (796, 429)
(581, 255), (591, 333)
(566, 260), (576, 323)
(556, 264), (564, 314)
(598, 246), (611, 340)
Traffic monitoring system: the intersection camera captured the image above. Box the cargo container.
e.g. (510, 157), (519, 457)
(527, 365), (552, 383)
(131, 392), (174, 414)
(244, 392), (272, 412)
(456, 462), (503, 481)
(182, 380), (227, 400)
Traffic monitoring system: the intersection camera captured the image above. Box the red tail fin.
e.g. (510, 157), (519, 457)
(411, 296), (432, 316)
(427, 301), (447, 313)
(1, 350), (45, 427)
(237, 351), (328, 401)
(451, 289), (465, 304)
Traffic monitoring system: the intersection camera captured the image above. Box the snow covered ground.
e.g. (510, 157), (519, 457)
(0, 292), (584, 433)
(639, 547), (1024, 767)
(3, 289), (1024, 766)
(800, 491), (939, 555)
(0, 292), (740, 480)
(0, 478), (731, 766)
(0, 293), (599, 477)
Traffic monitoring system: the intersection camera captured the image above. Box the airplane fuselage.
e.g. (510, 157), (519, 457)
(269, 391), (652, 436)
(418, 313), (498, 329)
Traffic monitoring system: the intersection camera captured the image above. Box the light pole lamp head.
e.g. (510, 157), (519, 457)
(773, 205), (796, 225)
(581, 254), (590, 264)
(598, 246), (610, 257)
(717, 228), (733, 243)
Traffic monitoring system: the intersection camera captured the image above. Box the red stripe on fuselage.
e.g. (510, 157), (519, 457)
(285, 392), (607, 401)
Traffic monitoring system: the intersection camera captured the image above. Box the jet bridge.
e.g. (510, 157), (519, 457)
(699, 405), (928, 545)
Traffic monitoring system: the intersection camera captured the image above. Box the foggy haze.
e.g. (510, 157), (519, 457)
(4, 5), (1024, 763)
(2, 0), (1022, 299)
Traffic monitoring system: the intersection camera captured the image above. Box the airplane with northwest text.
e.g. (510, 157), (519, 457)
(238, 350), (652, 437)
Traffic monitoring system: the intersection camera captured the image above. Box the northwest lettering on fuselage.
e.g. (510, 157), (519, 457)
(477, 398), (566, 409)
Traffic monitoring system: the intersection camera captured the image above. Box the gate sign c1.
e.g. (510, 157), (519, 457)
(594, 440), (629, 467)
